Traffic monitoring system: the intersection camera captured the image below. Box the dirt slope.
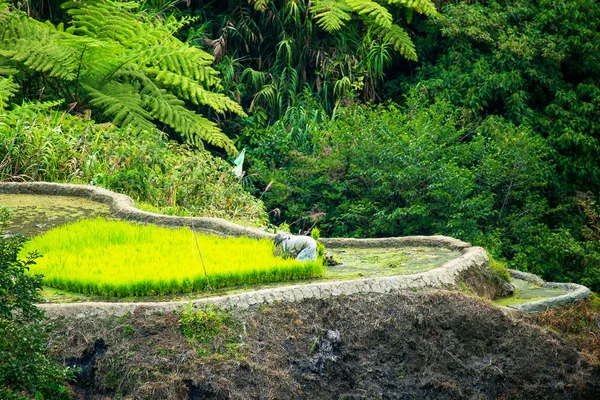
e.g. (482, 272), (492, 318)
(48, 291), (600, 399)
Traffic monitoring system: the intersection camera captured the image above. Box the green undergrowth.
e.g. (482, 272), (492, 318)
(179, 303), (243, 359)
(21, 219), (325, 297)
(0, 106), (267, 226)
(489, 257), (511, 282)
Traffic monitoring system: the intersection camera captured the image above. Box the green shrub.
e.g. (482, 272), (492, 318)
(21, 219), (326, 297)
(247, 93), (549, 245)
(488, 256), (510, 283)
(0, 207), (74, 399)
(243, 91), (600, 290)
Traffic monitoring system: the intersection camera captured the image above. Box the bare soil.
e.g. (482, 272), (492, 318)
(47, 291), (600, 400)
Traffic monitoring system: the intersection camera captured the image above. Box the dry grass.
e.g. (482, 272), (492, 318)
(530, 294), (600, 365)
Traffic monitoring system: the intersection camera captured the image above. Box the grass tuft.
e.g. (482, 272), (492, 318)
(179, 303), (243, 359)
(21, 219), (325, 297)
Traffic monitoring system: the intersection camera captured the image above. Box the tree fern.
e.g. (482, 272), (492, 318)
(310, 0), (438, 60)
(0, 0), (244, 154)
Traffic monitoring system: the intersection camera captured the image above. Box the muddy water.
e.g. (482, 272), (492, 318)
(494, 278), (570, 306)
(326, 246), (460, 279)
(0, 194), (112, 237)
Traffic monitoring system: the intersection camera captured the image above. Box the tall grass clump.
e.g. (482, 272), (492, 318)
(20, 219), (325, 297)
(0, 104), (267, 226)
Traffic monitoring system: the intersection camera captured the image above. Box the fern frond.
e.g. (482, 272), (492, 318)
(311, 0), (353, 32)
(63, 0), (145, 46)
(371, 24), (417, 61)
(141, 88), (193, 133)
(141, 88), (236, 154)
(7, 99), (64, 118)
(84, 82), (154, 132)
(0, 13), (82, 79)
(1, 99), (63, 129)
(386, 0), (439, 17)
(0, 59), (19, 77)
(146, 68), (246, 116)
(136, 45), (220, 87)
(0, 76), (17, 111)
(347, 0), (392, 29)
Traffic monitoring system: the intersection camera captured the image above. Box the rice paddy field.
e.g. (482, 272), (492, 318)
(20, 219), (325, 297)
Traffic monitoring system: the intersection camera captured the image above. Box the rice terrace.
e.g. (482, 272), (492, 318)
(0, 180), (599, 400)
(0, 181), (592, 313)
(5, 186), (464, 302)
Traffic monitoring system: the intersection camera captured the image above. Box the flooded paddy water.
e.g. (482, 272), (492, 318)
(494, 278), (570, 307)
(0, 193), (112, 237)
(325, 246), (459, 279)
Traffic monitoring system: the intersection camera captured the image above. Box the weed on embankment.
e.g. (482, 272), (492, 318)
(179, 304), (244, 359)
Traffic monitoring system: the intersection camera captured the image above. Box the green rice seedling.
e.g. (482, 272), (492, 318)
(20, 219), (325, 297)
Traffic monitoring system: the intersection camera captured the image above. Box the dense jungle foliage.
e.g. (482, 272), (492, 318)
(1, 0), (599, 293)
(240, 0), (600, 290)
